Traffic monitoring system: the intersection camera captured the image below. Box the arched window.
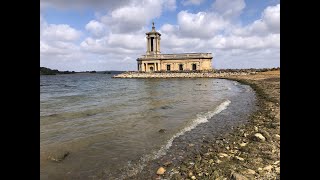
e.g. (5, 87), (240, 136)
(179, 64), (183, 71)
(167, 64), (171, 71)
(150, 67), (154, 71)
(192, 64), (197, 71)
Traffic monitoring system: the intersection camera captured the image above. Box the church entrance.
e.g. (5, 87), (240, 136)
(150, 67), (154, 71)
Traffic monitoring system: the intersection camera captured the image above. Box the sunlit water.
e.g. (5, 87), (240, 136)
(40, 74), (256, 179)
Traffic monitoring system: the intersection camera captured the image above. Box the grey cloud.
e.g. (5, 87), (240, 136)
(41, 0), (132, 11)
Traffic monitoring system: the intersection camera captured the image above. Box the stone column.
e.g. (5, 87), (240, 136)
(153, 37), (157, 54)
(148, 37), (152, 54)
(157, 36), (160, 53)
(146, 38), (148, 54)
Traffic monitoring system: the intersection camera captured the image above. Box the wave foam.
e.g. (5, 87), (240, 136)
(119, 100), (231, 179)
(155, 99), (231, 158)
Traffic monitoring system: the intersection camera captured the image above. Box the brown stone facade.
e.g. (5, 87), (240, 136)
(137, 23), (213, 72)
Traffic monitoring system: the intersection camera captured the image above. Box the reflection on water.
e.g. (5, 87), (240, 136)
(40, 74), (255, 179)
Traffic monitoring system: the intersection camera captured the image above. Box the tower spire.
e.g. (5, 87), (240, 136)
(152, 21), (155, 31)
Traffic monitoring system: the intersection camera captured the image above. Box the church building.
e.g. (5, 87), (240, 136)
(137, 22), (213, 72)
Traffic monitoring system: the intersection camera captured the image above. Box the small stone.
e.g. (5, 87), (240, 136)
(156, 167), (166, 175)
(273, 161), (280, 165)
(226, 146), (230, 150)
(275, 167), (280, 173)
(216, 159), (222, 164)
(235, 156), (245, 161)
(254, 126), (259, 131)
(230, 172), (248, 180)
(254, 133), (266, 141)
(246, 169), (256, 175)
(158, 129), (166, 133)
(218, 153), (229, 158)
(191, 175), (196, 180)
(263, 165), (273, 171)
(239, 142), (247, 147)
(258, 168), (262, 171)
(189, 172), (193, 177)
(47, 151), (70, 162)
(163, 161), (172, 167)
(260, 130), (271, 140)
(209, 159), (214, 164)
(189, 143), (195, 147)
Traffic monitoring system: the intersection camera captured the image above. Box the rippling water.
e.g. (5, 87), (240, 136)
(40, 74), (256, 179)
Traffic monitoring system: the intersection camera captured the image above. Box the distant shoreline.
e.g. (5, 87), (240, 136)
(40, 67), (125, 75)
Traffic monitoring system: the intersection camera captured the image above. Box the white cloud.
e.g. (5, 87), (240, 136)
(177, 11), (228, 38)
(262, 4), (280, 33)
(212, 0), (246, 19)
(101, 0), (162, 33)
(232, 4), (280, 36)
(41, 0), (132, 11)
(40, 16), (88, 71)
(85, 20), (106, 37)
(42, 24), (82, 41)
(182, 0), (204, 6)
(208, 34), (280, 50)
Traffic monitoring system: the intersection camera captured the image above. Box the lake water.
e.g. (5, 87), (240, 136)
(40, 73), (256, 179)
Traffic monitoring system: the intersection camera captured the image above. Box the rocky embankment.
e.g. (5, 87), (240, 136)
(113, 72), (254, 78)
(130, 70), (280, 180)
(113, 68), (279, 79)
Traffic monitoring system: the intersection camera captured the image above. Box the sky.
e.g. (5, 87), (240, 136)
(40, 0), (280, 71)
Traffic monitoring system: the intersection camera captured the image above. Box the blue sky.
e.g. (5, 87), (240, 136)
(40, 0), (280, 71)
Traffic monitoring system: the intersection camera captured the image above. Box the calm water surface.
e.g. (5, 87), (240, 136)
(40, 74), (256, 179)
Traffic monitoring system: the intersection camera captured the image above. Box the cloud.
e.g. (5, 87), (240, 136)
(177, 11), (228, 38)
(208, 34), (280, 50)
(182, 0), (204, 6)
(80, 32), (145, 54)
(232, 4), (280, 36)
(41, 0), (132, 11)
(40, 16), (87, 71)
(100, 0), (163, 33)
(212, 0), (246, 19)
(85, 20), (106, 38)
(262, 4), (280, 33)
(42, 24), (82, 41)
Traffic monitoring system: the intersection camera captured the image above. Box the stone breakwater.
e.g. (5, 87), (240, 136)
(113, 72), (256, 78)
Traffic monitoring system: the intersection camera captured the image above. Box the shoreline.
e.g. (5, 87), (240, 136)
(129, 70), (280, 179)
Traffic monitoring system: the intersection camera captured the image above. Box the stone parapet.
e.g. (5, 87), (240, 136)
(138, 53), (212, 60)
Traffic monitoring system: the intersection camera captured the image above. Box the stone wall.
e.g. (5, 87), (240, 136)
(138, 58), (212, 72)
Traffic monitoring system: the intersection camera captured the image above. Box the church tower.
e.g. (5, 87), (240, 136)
(146, 22), (161, 55)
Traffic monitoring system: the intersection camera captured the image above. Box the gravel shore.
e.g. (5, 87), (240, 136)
(129, 69), (280, 180)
